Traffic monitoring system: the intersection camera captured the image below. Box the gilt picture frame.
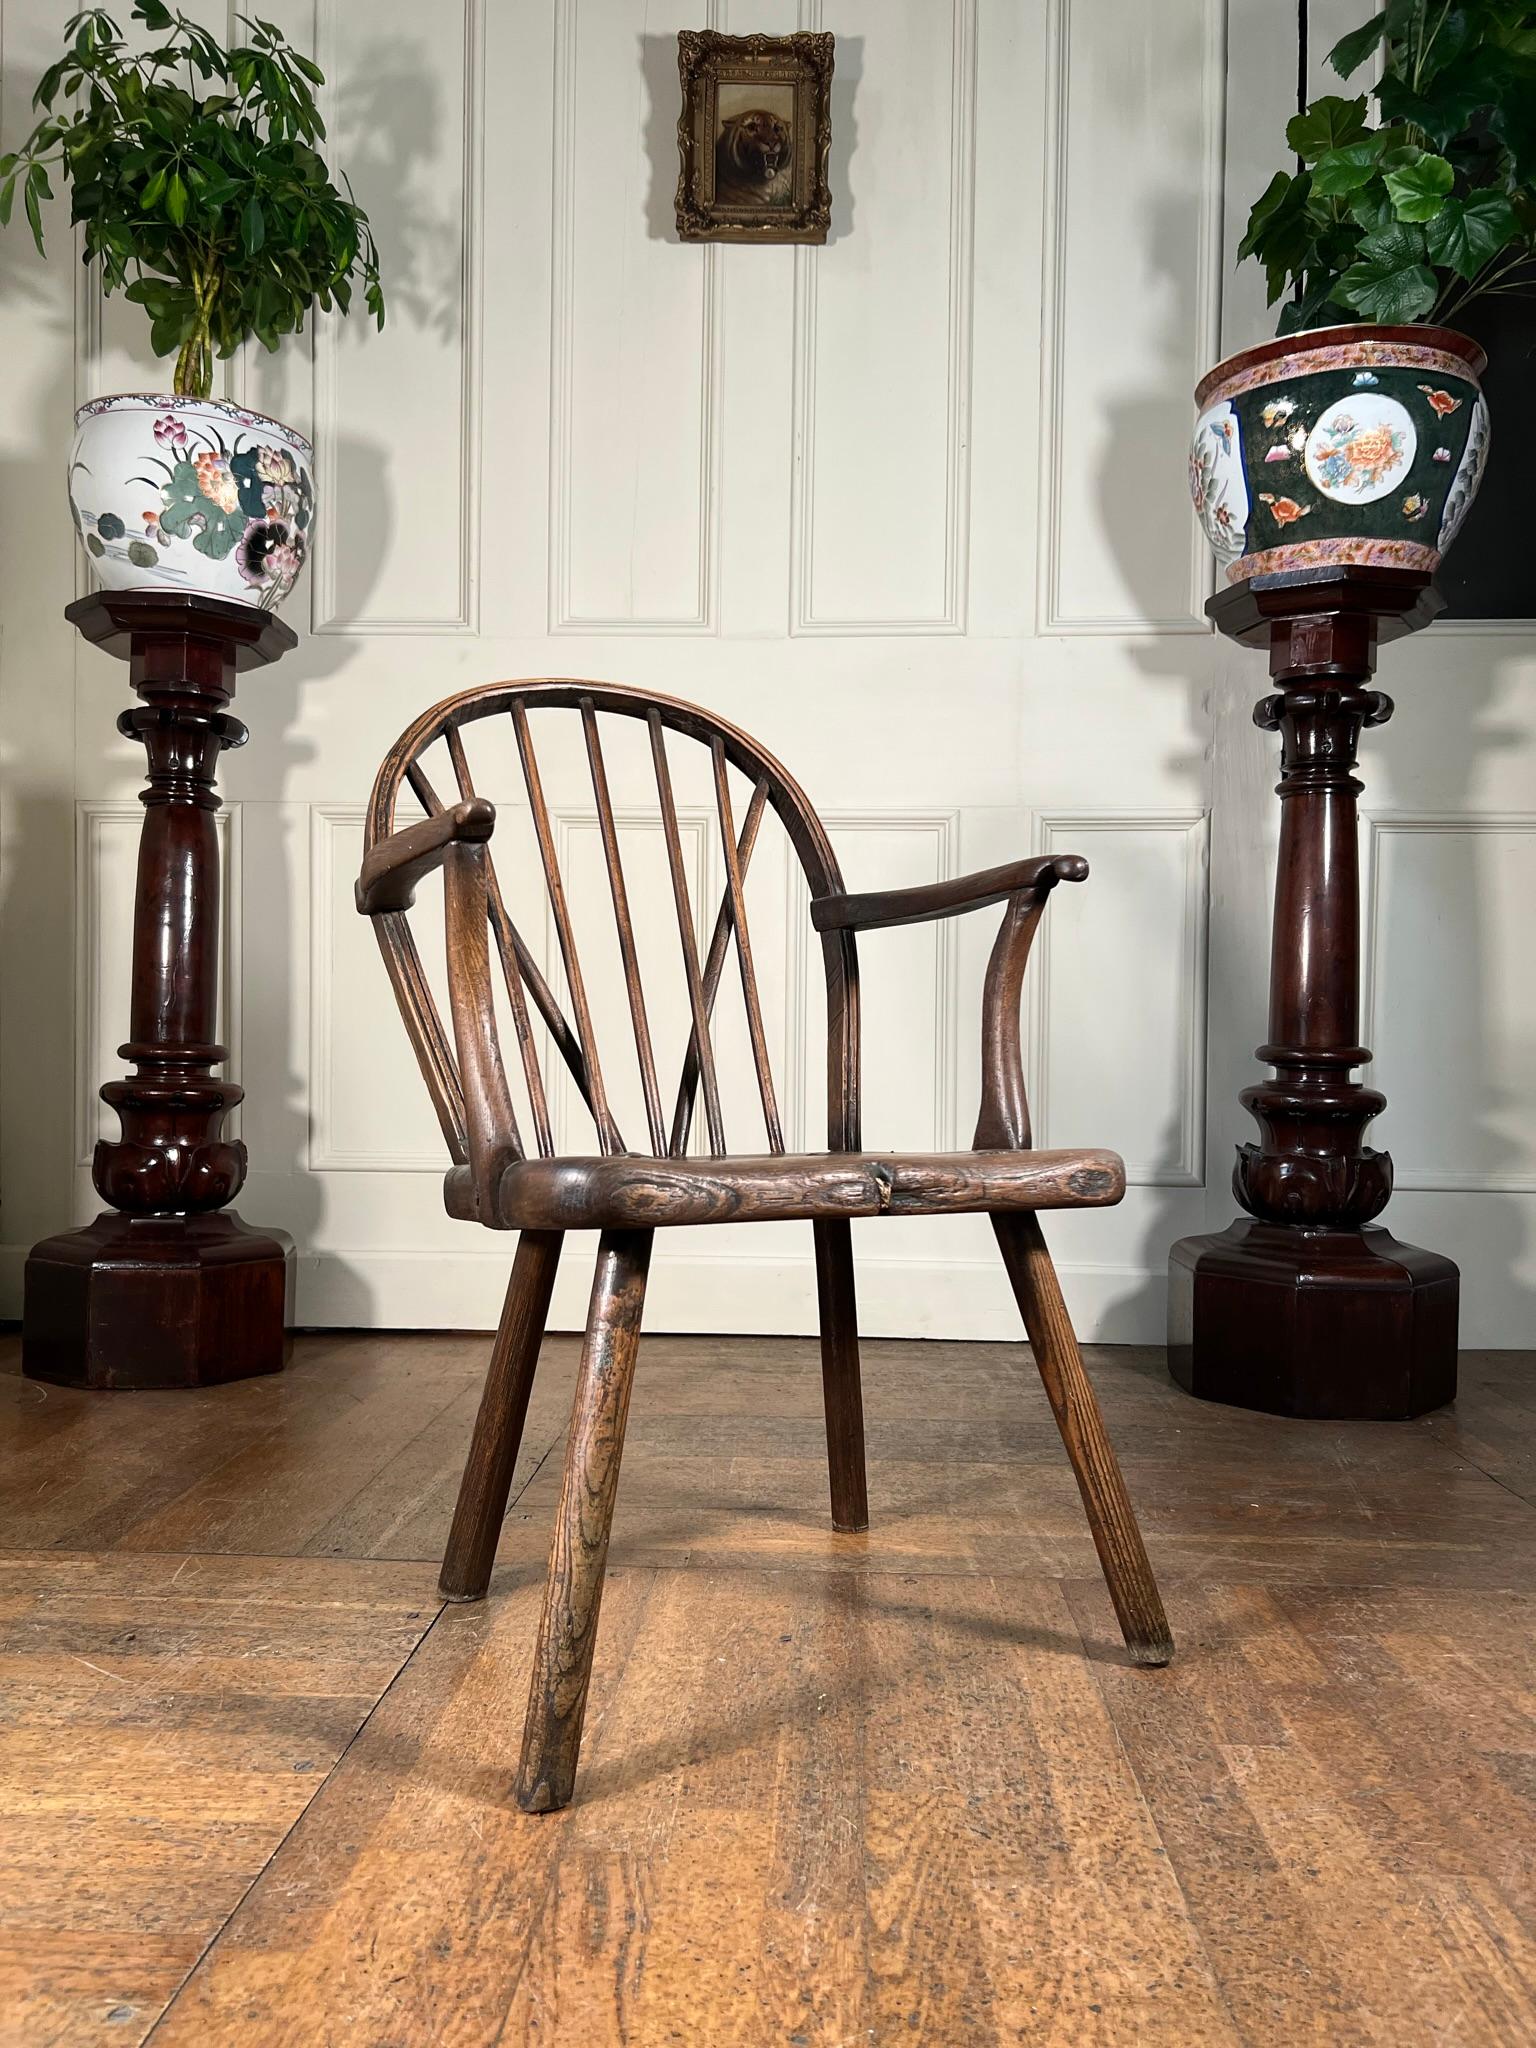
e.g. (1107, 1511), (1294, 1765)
(675, 30), (834, 245)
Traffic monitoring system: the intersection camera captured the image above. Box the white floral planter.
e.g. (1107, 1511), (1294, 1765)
(69, 394), (315, 611)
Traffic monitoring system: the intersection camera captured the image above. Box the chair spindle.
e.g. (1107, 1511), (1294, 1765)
(406, 758), (445, 816)
(711, 740), (783, 1152)
(669, 777), (769, 1157)
(648, 711), (726, 1157)
(513, 699), (625, 1157)
(582, 702), (667, 1156)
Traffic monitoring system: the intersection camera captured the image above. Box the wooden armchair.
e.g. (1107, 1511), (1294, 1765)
(358, 680), (1171, 1812)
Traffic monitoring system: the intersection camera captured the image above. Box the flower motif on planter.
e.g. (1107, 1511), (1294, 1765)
(152, 414), (189, 450)
(132, 426), (314, 570)
(1432, 446), (1452, 462)
(1303, 394), (1415, 505)
(1265, 444), (1293, 463)
(256, 444), (297, 486)
(1417, 385), (1462, 417)
(1262, 397), (1296, 427)
(1258, 493), (1311, 526)
(193, 448), (241, 514)
(1402, 494), (1428, 521)
(1352, 371), (1378, 386)
(236, 516), (307, 603)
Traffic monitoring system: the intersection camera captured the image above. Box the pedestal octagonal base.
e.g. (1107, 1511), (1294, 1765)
(23, 1211), (293, 1390)
(1168, 1218), (1457, 1420)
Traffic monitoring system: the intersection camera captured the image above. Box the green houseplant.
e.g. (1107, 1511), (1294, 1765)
(0, 1), (385, 608)
(1239, 1), (1536, 334)
(1188, 2), (1520, 588)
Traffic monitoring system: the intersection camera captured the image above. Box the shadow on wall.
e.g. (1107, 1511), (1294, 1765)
(248, 27), (479, 1317)
(0, 186), (95, 1263)
(1076, 183), (1214, 1344)
(638, 31), (862, 243)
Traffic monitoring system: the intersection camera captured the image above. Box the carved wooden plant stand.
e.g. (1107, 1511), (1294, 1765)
(1169, 565), (1457, 1420)
(24, 591), (293, 1390)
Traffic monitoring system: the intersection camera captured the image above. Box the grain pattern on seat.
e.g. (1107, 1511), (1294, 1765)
(444, 1147), (1126, 1231)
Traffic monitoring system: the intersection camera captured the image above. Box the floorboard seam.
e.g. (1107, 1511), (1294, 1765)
(140, 1589), (454, 2044)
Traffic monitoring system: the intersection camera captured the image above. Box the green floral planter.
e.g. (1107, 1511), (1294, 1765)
(1189, 324), (1488, 584)
(69, 394), (314, 610)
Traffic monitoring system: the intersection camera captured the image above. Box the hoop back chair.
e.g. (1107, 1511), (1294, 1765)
(357, 680), (1172, 1812)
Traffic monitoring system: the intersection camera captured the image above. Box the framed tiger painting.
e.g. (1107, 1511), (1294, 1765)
(675, 30), (834, 245)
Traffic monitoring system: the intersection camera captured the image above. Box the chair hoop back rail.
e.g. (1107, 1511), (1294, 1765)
(359, 677), (1171, 1811)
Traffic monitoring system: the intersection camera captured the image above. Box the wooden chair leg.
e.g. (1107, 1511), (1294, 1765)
(992, 1211), (1173, 1666)
(438, 1229), (563, 1604)
(813, 1216), (868, 1533)
(516, 1228), (654, 1813)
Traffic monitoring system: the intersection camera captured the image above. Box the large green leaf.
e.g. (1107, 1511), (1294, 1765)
(1383, 151), (1454, 220)
(1312, 135), (1390, 194)
(1329, 13), (1387, 78)
(1425, 189), (1521, 276)
(1337, 220), (1438, 319)
(1238, 170), (1304, 260)
(1286, 95), (1370, 162)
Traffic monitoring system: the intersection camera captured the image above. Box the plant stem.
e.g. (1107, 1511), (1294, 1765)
(172, 263), (219, 400)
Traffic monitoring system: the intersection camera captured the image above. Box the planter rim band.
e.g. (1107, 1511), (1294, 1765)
(74, 391), (314, 459)
(1195, 323), (1486, 413)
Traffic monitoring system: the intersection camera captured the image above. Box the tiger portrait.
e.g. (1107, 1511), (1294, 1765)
(713, 108), (793, 209)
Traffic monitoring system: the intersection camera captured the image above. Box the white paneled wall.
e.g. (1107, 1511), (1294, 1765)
(2, 0), (1534, 1341)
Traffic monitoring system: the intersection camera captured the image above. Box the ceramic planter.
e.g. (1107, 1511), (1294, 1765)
(69, 394), (315, 611)
(1189, 324), (1488, 585)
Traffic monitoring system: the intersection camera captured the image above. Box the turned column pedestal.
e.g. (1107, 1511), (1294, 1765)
(1168, 566), (1458, 1420)
(24, 591), (295, 1390)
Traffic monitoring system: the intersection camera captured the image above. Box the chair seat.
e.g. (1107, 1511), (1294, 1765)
(446, 1146), (1125, 1231)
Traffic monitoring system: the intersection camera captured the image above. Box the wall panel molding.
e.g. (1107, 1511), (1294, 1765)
(75, 800), (242, 1166)
(1361, 810), (1536, 1193)
(309, 0), (483, 635)
(788, 0), (976, 636)
(1035, 0), (1225, 635)
(1027, 809), (1209, 1184)
(547, 0), (723, 635)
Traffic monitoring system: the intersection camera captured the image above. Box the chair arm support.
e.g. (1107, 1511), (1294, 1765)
(441, 836), (521, 1217)
(355, 798), (497, 915)
(810, 853), (1087, 933)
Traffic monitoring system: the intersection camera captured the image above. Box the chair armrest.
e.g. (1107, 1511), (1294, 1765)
(355, 799), (497, 915)
(810, 854), (1087, 933)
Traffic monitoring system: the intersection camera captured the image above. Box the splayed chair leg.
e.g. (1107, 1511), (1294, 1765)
(439, 1230), (563, 1603)
(992, 1210), (1172, 1666)
(516, 1228), (653, 1813)
(813, 1216), (868, 1533)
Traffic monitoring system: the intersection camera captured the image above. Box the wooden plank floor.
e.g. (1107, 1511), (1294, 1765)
(2, 1327), (1533, 2045)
